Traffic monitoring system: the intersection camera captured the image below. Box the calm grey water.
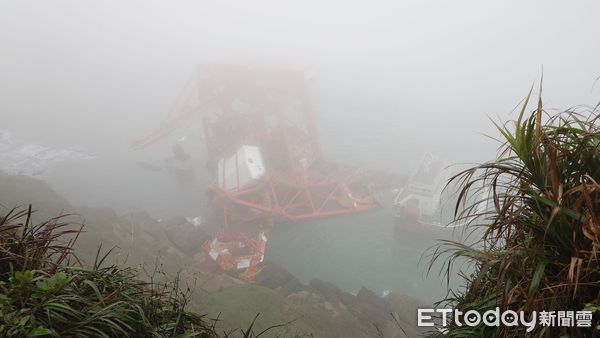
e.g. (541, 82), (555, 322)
(266, 208), (461, 304)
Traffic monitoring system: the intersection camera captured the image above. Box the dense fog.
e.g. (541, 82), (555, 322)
(1, 0), (599, 332)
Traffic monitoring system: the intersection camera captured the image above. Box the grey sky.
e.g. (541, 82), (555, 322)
(1, 0), (599, 173)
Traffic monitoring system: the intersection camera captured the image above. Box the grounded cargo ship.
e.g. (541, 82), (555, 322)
(393, 154), (489, 236)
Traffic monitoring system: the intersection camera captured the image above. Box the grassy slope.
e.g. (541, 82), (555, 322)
(200, 284), (360, 337)
(1, 173), (424, 337)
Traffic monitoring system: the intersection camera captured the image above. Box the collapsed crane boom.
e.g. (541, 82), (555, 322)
(135, 64), (382, 280)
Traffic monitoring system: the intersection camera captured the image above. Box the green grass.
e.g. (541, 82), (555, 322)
(0, 205), (218, 337)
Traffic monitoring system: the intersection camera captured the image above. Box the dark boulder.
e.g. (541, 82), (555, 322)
(255, 261), (304, 295)
(309, 278), (342, 301)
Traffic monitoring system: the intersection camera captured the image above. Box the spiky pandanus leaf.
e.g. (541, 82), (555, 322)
(429, 92), (600, 337)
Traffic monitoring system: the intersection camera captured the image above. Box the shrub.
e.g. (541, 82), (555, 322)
(0, 205), (218, 337)
(430, 89), (600, 337)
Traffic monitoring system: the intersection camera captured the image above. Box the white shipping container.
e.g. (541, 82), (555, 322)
(217, 145), (266, 191)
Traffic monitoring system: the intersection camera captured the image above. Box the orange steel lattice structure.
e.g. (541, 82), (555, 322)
(135, 65), (378, 280)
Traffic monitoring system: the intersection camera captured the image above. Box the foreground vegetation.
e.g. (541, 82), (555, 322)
(0, 205), (219, 337)
(1, 173), (430, 337)
(431, 90), (600, 337)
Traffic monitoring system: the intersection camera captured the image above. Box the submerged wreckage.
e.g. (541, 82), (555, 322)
(135, 65), (400, 280)
(393, 153), (491, 235)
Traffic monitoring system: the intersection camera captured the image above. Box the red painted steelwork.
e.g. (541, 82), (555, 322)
(135, 64), (379, 279)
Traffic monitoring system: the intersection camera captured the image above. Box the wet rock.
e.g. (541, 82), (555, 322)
(200, 271), (244, 292)
(285, 290), (311, 304)
(255, 262), (304, 295)
(338, 290), (360, 307)
(122, 210), (162, 236)
(163, 217), (209, 255)
(309, 278), (342, 301)
(385, 291), (430, 334)
(77, 206), (118, 223)
(357, 286), (389, 311)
